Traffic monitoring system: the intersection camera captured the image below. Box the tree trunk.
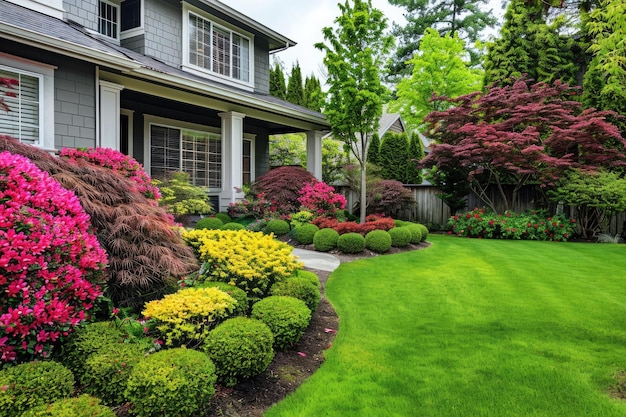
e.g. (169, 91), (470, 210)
(360, 161), (367, 223)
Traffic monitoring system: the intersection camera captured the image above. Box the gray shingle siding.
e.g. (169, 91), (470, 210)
(121, 35), (146, 55)
(254, 43), (270, 94)
(143, 0), (181, 67)
(63, 0), (99, 32)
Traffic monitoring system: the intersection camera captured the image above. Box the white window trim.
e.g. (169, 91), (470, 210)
(181, 2), (255, 91)
(120, 0), (145, 40)
(0, 52), (56, 151)
(243, 137), (256, 183)
(98, 0), (121, 41)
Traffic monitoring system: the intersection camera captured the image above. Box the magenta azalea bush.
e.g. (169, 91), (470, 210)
(60, 147), (161, 201)
(298, 182), (346, 218)
(0, 152), (108, 363)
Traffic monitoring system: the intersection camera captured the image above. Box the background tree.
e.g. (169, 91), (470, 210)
(270, 61), (287, 99)
(286, 63), (304, 106)
(483, 0), (578, 87)
(388, 0), (496, 78)
(366, 133), (381, 165)
(424, 165), (471, 214)
(378, 131), (409, 182)
(421, 77), (626, 214)
(388, 28), (483, 130)
(322, 138), (350, 185)
(269, 133), (306, 168)
(315, 0), (393, 223)
(303, 75), (325, 112)
(406, 131), (425, 184)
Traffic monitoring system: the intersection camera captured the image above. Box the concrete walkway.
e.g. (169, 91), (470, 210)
(292, 248), (341, 272)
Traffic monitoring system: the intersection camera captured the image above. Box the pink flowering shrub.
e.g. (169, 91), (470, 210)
(0, 152), (108, 364)
(298, 182), (346, 218)
(60, 147), (161, 201)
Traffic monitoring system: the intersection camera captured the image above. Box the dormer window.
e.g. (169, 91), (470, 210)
(183, 5), (253, 88)
(98, 0), (119, 39)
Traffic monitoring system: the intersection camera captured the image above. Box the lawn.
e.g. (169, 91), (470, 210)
(266, 234), (626, 416)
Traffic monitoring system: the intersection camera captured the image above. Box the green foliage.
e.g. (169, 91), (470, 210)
(290, 210), (314, 229)
(424, 166), (471, 214)
(403, 223), (424, 244)
(80, 343), (146, 406)
(266, 219), (291, 236)
(367, 134), (381, 165)
(303, 75), (325, 112)
(295, 224), (320, 245)
(194, 217), (224, 230)
(21, 395), (115, 417)
(215, 212), (232, 223)
(154, 171), (212, 215)
(252, 296), (312, 350)
(271, 278), (321, 312)
(286, 63), (304, 106)
(142, 287), (236, 347)
(204, 317), (274, 387)
(294, 270), (321, 289)
(322, 138), (350, 185)
(60, 321), (126, 376)
(378, 132), (409, 182)
(315, 0), (393, 223)
(314, 228), (340, 252)
(365, 229), (392, 253)
(337, 232), (366, 254)
(388, 227), (412, 247)
(0, 361), (74, 417)
(270, 61), (287, 100)
(269, 133), (306, 168)
(416, 223), (429, 241)
(195, 281), (249, 316)
(124, 348), (216, 417)
(388, 29), (482, 129)
(406, 132), (425, 184)
(220, 222), (246, 231)
(366, 179), (415, 218)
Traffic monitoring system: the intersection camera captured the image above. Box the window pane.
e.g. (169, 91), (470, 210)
(232, 35), (250, 82)
(150, 125), (181, 179)
(189, 14), (211, 69)
(242, 140), (251, 185)
(181, 130), (221, 188)
(212, 27), (231, 76)
(99, 1), (118, 39)
(0, 68), (41, 146)
(121, 0), (141, 31)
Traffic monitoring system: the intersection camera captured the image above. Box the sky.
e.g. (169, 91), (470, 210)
(230, 0), (506, 80)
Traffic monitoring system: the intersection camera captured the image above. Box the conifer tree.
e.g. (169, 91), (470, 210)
(379, 132), (409, 183)
(286, 63), (304, 106)
(269, 62), (287, 99)
(367, 133), (381, 165)
(406, 132), (425, 184)
(303, 75), (324, 112)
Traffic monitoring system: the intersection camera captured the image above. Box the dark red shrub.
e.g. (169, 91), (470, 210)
(367, 180), (415, 217)
(252, 166), (318, 214)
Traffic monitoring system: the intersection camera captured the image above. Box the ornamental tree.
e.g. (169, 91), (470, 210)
(0, 151), (108, 363)
(421, 77), (626, 214)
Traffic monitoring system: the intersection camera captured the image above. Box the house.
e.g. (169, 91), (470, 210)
(0, 0), (330, 211)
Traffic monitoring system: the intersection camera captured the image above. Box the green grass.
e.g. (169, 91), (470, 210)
(266, 235), (626, 416)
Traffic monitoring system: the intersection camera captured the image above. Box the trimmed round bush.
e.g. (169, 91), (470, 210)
(204, 317), (274, 387)
(294, 270), (321, 288)
(124, 348), (217, 417)
(365, 230), (392, 253)
(389, 227), (412, 247)
(265, 219), (291, 236)
(60, 321), (126, 376)
(220, 222), (246, 231)
(196, 281), (249, 315)
(337, 232), (366, 254)
(404, 223), (423, 244)
(251, 296), (311, 350)
(294, 224), (320, 245)
(215, 212), (232, 224)
(80, 342), (146, 405)
(0, 361), (74, 417)
(313, 228), (340, 252)
(21, 395), (115, 417)
(270, 277), (321, 311)
(416, 223), (429, 241)
(194, 217), (224, 230)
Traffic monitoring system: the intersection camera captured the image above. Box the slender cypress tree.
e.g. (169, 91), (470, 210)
(286, 63), (304, 106)
(269, 62), (287, 99)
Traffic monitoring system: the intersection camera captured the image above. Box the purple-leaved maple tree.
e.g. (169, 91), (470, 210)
(421, 77), (626, 213)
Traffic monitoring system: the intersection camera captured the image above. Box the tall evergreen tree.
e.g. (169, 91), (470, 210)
(483, 0), (578, 87)
(269, 62), (287, 99)
(406, 131), (425, 184)
(367, 133), (381, 165)
(303, 75), (324, 112)
(378, 132), (409, 183)
(286, 63), (304, 106)
(388, 0), (497, 78)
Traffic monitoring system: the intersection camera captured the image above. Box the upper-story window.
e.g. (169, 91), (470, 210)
(121, 0), (141, 32)
(98, 0), (119, 39)
(184, 9), (252, 87)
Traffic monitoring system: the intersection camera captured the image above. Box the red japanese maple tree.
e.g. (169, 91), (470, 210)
(421, 77), (626, 213)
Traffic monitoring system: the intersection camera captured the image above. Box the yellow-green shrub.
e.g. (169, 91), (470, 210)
(270, 278), (321, 311)
(252, 296), (311, 350)
(142, 287), (237, 347)
(21, 395), (115, 417)
(181, 229), (303, 300)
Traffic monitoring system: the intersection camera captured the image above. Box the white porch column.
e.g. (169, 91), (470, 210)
(219, 111), (246, 211)
(306, 130), (324, 180)
(98, 80), (124, 150)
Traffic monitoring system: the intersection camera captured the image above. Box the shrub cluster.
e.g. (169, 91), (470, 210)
(294, 224), (320, 244)
(181, 229), (303, 300)
(265, 219), (291, 236)
(194, 217), (223, 230)
(21, 395), (115, 417)
(366, 179), (415, 217)
(251, 166), (318, 214)
(293, 270), (321, 288)
(153, 171), (212, 216)
(365, 230), (392, 253)
(337, 233), (366, 254)
(221, 222), (246, 231)
(0, 152), (108, 363)
(252, 296), (311, 350)
(448, 208), (575, 241)
(270, 278), (321, 311)
(193, 281), (249, 316)
(289, 210), (314, 229)
(142, 287), (237, 347)
(389, 227), (412, 247)
(313, 228), (340, 252)
(227, 192), (278, 220)
(297, 181), (346, 218)
(313, 214), (396, 235)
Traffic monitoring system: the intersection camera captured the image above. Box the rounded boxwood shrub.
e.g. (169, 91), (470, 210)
(265, 219), (291, 236)
(80, 342), (146, 405)
(365, 230), (392, 253)
(389, 227), (412, 247)
(337, 232), (366, 254)
(195, 281), (249, 316)
(404, 223), (423, 244)
(251, 296), (311, 350)
(270, 277), (321, 311)
(294, 224), (319, 245)
(203, 317), (274, 387)
(214, 212), (232, 224)
(124, 347), (217, 417)
(60, 321), (126, 375)
(220, 222), (246, 231)
(313, 228), (340, 252)
(0, 361), (74, 417)
(194, 217), (223, 230)
(294, 270), (321, 288)
(416, 223), (429, 241)
(21, 395), (115, 417)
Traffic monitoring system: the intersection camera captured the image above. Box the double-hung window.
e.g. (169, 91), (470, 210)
(98, 0), (119, 39)
(0, 66), (42, 146)
(186, 10), (251, 85)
